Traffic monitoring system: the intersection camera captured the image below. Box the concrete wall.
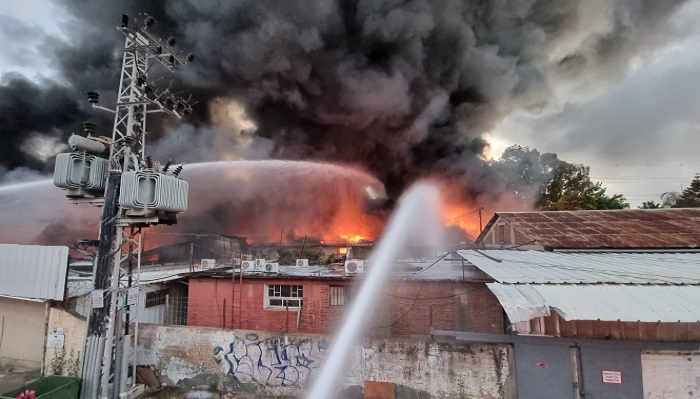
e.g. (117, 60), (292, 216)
(137, 324), (515, 399)
(43, 307), (86, 376)
(0, 296), (47, 369)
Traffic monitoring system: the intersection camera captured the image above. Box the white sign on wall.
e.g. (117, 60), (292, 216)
(602, 370), (622, 384)
(127, 287), (139, 306)
(92, 289), (104, 308)
(47, 333), (65, 349)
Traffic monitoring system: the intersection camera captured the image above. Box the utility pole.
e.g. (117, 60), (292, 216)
(54, 13), (195, 399)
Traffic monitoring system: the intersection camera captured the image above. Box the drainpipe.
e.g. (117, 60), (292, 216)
(41, 301), (51, 375)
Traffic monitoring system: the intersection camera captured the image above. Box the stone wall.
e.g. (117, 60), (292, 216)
(137, 324), (515, 399)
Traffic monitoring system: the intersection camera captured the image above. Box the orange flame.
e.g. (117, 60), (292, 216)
(435, 179), (489, 242)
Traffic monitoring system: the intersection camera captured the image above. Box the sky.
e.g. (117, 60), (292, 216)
(1, 0), (699, 208)
(494, 1), (700, 206)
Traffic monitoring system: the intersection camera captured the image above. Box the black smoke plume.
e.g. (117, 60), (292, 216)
(0, 0), (689, 201)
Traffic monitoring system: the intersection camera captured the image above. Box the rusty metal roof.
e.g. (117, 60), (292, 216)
(477, 208), (700, 249)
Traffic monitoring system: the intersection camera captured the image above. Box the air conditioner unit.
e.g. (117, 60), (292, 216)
(254, 258), (266, 271)
(264, 262), (279, 273)
(241, 260), (256, 272)
(344, 260), (364, 274)
(296, 259), (309, 267)
(201, 259), (216, 269)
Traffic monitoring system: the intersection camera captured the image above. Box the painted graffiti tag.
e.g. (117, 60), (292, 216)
(213, 335), (327, 388)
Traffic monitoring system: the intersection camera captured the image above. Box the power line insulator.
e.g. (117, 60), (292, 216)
(166, 36), (176, 47)
(143, 16), (156, 28)
(186, 53), (195, 63)
(121, 14), (129, 29)
(86, 91), (100, 104)
(83, 122), (97, 136)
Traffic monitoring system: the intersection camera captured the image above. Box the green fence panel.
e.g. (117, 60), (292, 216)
(0, 376), (80, 399)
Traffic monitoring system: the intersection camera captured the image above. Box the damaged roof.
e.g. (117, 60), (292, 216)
(458, 250), (700, 323)
(477, 208), (700, 249)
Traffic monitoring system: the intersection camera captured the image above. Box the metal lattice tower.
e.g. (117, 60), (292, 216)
(76, 14), (194, 399)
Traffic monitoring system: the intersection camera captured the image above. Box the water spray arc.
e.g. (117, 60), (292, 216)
(52, 14), (195, 399)
(305, 182), (444, 399)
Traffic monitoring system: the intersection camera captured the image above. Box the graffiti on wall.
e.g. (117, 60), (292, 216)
(213, 333), (329, 388)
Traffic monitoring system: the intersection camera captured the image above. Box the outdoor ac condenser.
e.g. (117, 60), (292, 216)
(264, 262), (280, 274)
(241, 260), (255, 272)
(344, 260), (364, 274)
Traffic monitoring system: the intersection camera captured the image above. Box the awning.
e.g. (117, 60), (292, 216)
(487, 283), (700, 323)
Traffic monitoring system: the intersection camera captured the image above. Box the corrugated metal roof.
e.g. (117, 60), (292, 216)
(398, 258), (492, 281)
(488, 283), (700, 323)
(478, 209), (700, 249)
(0, 244), (69, 300)
(457, 250), (700, 284)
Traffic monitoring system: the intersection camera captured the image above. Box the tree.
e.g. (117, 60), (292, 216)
(660, 192), (680, 208)
(672, 174), (700, 208)
(495, 145), (629, 211)
(639, 201), (661, 209)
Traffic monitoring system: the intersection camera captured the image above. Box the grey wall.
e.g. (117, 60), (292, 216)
(137, 324), (516, 399)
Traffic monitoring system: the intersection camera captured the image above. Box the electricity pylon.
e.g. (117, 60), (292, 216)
(75, 14), (195, 399)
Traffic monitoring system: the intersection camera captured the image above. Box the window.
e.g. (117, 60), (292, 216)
(145, 289), (167, 308)
(329, 285), (353, 306)
(266, 285), (303, 309)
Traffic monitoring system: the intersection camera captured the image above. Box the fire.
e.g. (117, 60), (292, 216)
(339, 234), (367, 243)
(435, 179), (489, 241)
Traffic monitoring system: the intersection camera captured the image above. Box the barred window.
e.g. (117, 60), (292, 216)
(145, 290), (167, 308)
(329, 285), (353, 306)
(266, 285), (303, 309)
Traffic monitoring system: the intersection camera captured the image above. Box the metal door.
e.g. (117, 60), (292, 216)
(515, 341), (576, 399)
(579, 345), (643, 399)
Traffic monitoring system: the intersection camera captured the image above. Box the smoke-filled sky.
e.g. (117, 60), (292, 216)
(1, 0), (699, 208)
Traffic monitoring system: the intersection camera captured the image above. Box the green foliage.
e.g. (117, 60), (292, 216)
(639, 201), (661, 209)
(495, 145), (629, 211)
(277, 246), (326, 265)
(672, 174), (700, 208)
(49, 348), (80, 377)
(50, 349), (65, 376)
(66, 350), (81, 377)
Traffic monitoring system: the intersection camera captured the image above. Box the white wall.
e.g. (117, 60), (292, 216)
(0, 296), (47, 369)
(137, 324), (515, 398)
(642, 350), (700, 399)
(43, 307), (86, 376)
